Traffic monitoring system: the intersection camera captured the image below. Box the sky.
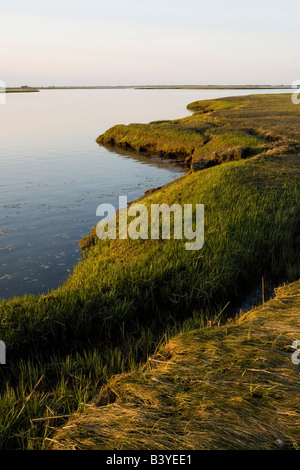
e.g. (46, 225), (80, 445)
(0, 0), (299, 86)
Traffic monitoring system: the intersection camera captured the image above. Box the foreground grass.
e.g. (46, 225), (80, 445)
(97, 94), (300, 169)
(51, 280), (300, 450)
(0, 94), (299, 449)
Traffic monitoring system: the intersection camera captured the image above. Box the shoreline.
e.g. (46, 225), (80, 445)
(96, 93), (300, 171)
(4, 85), (295, 93)
(4, 87), (40, 93)
(134, 85), (295, 90)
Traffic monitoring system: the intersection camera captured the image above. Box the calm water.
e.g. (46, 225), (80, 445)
(0, 88), (294, 298)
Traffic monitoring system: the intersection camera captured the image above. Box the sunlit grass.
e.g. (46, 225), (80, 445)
(0, 94), (299, 449)
(51, 281), (300, 450)
(97, 94), (300, 166)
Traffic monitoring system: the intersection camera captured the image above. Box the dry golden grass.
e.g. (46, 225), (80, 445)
(50, 280), (300, 450)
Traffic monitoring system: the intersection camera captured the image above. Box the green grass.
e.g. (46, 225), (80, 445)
(0, 94), (299, 449)
(97, 94), (300, 166)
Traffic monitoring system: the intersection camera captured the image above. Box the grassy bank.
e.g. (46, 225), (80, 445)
(0, 94), (299, 449)
(97, 94), (300, 169)
(51, 280), (300, 450)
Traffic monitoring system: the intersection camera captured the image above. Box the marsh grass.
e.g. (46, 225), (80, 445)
(97, 94), (300, 166)
(0, 95), (299, 449)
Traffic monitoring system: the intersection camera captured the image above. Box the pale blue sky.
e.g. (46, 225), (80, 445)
(1, 0), (299, 86)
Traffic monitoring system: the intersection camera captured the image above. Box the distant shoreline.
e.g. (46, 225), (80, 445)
(4, 85), (295, 93)
(134, 85), (294, 90)
(5, 87), (40, 93)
